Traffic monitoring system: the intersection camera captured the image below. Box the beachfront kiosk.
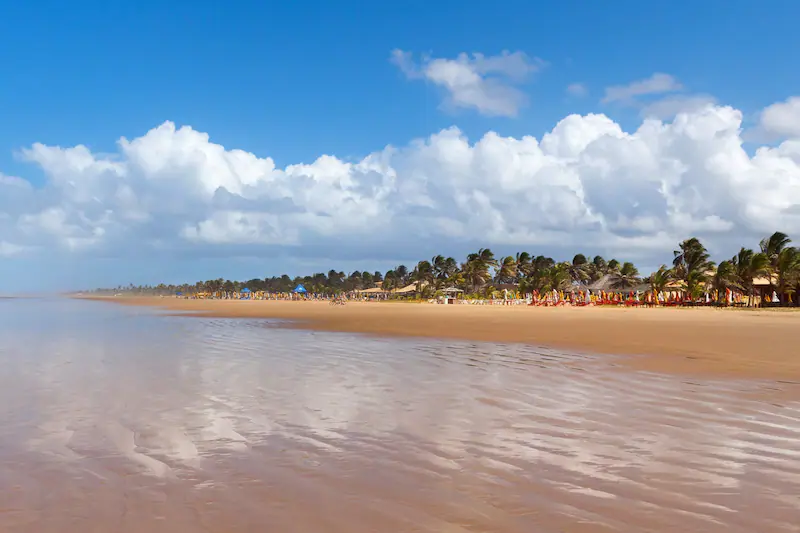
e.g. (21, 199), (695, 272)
(442, 287), (463, 305)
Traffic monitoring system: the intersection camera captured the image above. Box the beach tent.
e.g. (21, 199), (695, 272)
(292, 284), (308, 294)
(241, 288), (251, 293)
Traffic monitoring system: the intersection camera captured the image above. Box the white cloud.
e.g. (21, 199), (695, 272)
(2, 103), (800, 268)
(602, 74), (717, 121)
(760, 96), (800, 138)
(641, 94), (717, 120)
(391, 49), (543, 117)
(602, 73), (683, 104)
(566, 83), (588, 98)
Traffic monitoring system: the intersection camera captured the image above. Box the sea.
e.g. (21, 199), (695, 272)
(0, 297), (799, 532)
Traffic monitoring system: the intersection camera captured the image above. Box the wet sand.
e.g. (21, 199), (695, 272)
(81, 296), (800, 381)
(3, 298), (800, 532)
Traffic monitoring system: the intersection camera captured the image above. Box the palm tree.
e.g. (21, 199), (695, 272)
(495, 256), (517, 283)
(463, 248), (498, 291)
(775, 247), (800, 304)
(412, 260), (434, 293)
(394, 265), (409, 286)
(611, 262), (640, 289)
(673, 237), (714, 297)
(760, 231), (791, 270)
(711, 260), (737, 303)
(515, 252), (532, 281)
(524, 255), (555, 292)
(731, 247), (769, 307)
(649, 265), (673, 300)
(542, 262), (572, 292)
(567, 254), (590, 284)
(431, 255), (446, 289)
(587, 255), (607, 283)
(383, 269), (397, 291)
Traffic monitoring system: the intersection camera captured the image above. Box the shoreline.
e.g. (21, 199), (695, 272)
(76, 296), (800, 381)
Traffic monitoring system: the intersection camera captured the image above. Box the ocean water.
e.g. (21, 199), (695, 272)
(0, 298), (799, 532)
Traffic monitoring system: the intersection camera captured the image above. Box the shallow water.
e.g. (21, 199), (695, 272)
(0, 299), (799, 532)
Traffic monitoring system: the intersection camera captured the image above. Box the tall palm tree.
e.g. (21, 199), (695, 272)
(673, 237), (714, 297)
(463, 248), (498, 291)
(394, 265), (409, 286)
(711, 260), (737, 303)
(775, 247), (800, 304)
(515, 252), (532, 281)
(495, 256), (517, 283)
(567, 254), (590, 284)
(611, 262), (640, 290)
(431, 255), (446, 288)
(383, 269), (397, 291)
(412, 260), (434, 293)
(649, 265), (673, 299)
(760, 231), (791, 270)
(731, 247), (770, 306)
(542, 262), (572, 292)
(587, 255), (607, 283)
(527, 255), (556, 291)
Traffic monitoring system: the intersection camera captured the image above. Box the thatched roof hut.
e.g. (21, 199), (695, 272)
(357, 287), (388, 294)
(586, 274), (614, 291)
(393, 283), (421, 294)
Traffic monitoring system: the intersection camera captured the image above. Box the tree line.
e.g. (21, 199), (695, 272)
(92, 231), (800, 305)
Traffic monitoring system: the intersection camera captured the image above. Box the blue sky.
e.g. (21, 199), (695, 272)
(1, 1), (800, 292)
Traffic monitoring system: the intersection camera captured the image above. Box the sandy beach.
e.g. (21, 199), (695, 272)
(80, 296), (800, 381)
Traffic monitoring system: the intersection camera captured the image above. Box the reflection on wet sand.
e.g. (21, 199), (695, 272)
(1, 299), (799, 532)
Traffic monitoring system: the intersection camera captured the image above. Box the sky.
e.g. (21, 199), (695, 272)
(1, 0), (800, 292)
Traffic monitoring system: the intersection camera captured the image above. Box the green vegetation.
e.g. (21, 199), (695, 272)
(92, 232), (800, 305)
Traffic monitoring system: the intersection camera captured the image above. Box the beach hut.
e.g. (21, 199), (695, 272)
(240, 287), (251, 300)
(586, 274), (614, 292)
(356, 287), (389, 300)
(393, 283), (420, 295)
(442, 287), (463, 305)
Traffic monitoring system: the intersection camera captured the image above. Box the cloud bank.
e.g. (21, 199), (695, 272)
(2, 102), (800, 269)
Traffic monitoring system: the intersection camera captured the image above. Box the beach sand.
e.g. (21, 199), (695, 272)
(79, 296), (800, 381)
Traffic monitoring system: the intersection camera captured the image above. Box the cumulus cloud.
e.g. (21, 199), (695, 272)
(2, 103), (800, 268)
(390, 49), (543, 117)
(602, 73), (683, 105)
(760, 96), (800, 138)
